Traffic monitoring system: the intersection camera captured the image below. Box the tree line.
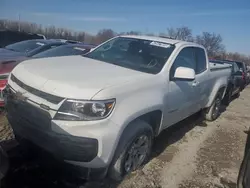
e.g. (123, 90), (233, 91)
(0, 19), (249, 64)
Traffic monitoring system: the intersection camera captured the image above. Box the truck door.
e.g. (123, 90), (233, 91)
(193, 47), (210, 108)
(164, 47), (200, 127)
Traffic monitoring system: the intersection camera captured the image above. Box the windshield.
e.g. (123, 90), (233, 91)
(5, 40), (45, 53)
(84, 37), (175, 74)
(32, 45), (90, 58)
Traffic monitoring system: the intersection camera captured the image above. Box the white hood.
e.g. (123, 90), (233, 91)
(11, 55), (149, 99)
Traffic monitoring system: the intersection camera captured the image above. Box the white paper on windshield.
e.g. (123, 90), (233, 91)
(74, 47), (86, 51)
(36, 42), (45, 46)
(150, 41), (171, 48)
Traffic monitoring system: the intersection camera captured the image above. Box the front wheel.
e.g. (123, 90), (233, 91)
(205, 94), (222, 121)
(108, 120), (153, 181)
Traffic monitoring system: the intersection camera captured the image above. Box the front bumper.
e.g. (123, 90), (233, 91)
(5, 87), (120, 170)
(7, 100), (98, 163)
(15, 137), (107, 180)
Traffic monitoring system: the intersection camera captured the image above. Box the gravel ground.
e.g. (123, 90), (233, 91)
(0, 86), (249, 188)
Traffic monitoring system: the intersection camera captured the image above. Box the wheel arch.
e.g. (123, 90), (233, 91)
(206, 84), (227, 108)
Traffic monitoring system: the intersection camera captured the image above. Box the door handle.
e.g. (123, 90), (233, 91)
(192, 81), (199, 87)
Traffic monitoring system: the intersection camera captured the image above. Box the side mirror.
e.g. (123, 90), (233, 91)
(174, 67), (195, 80)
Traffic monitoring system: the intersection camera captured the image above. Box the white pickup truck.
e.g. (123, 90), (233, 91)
(5, 35), (231, 181)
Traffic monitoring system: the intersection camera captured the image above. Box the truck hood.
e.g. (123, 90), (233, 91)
(11, 55), (150, 99)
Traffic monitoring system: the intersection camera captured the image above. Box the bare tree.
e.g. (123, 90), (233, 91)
(95, 29), (116, 44)
(166, 26), (193, 41)
(225, 52), (250, 65)
(195, 32), (225, 57)
(125, 31), (141, 35)
(0, 19), (249, 64)
(76, 32), (85, 42)
(0, 20), (6, 30)
(84, 33), (94, 44)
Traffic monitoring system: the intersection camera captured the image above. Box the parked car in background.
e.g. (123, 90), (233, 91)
(0, 43), (95, 107)
(1, 39), (65, 61)
(31, 43), (95, 59)
(52, 39), (82, 44)
(210, 59), (242, 105)
(5, 35), (231, 181)
(235, 61), (247, 90)
(0, 30), (46, 48)
(0, 39), (67, 76)
(246, 65), (250, 85)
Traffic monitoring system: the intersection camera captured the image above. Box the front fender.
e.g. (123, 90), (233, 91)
(111, 90), (164, 130)
(92, 76), (165, 164)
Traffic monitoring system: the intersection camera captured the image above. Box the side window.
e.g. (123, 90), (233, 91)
(234, 63), (240, 72)
(195, 48), (207, 74)
(170, 47), (195, 79)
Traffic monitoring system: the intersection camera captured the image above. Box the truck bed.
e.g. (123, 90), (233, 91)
(209, 62), (232, 71)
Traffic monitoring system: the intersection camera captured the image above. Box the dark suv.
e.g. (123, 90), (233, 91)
(235, 61), (247, 90)
(210, 59), (242, 105)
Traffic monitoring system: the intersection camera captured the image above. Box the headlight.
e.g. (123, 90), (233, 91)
(54, 99), (115, 121)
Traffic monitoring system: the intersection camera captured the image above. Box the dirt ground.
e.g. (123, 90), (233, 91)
(1, 86), (250, 188)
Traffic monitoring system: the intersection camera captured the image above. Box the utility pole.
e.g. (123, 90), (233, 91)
(18, 13), (21, 31)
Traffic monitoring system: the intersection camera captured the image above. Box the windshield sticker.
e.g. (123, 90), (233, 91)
(150, 41), (171, 48)
(74, 47), (86, 51)
(36, 42), (45, 46)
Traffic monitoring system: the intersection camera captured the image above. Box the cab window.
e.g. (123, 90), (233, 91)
(170, 47), (195, 79)
(194, 47), (207, 74)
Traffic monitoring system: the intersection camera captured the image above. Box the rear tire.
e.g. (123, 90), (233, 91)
(205, 94), (222, 121)
(108, 120), (153, 181)
(235, 91), (240, 98)
(222, 87), (232, 106)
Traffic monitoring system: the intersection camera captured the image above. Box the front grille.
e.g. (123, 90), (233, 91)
(7, 90), (52, 131)
(11, 74), (63, 104)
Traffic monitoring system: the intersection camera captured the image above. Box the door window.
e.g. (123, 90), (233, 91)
(194, 48), (207, 74)
(170, 47), (195, 79)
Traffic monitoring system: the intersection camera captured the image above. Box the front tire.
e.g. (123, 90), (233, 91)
(205, 94), (222, 121)
(108, 120), (153, 181)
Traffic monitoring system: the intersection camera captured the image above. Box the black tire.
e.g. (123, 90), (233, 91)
(108, 120), (153, 181)
(240, 83), (245, 91)
(235, 91), (240, 98)
(205, 94), (222, 121)
(222, 87), (232, 106)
